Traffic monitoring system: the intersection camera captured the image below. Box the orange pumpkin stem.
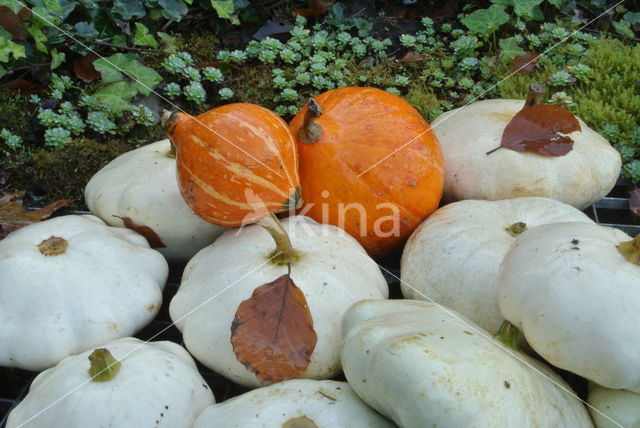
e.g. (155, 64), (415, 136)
(297, 98), (323, 144)
(259, 212), (301, 265)
(523, 83), (545, 109)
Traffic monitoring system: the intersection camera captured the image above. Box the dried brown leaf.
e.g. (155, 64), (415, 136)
(398, 51), (429, 63)
(630, 188), (640, 217)
(231, 273), (317, 383)
(489, 104), (581, 157)
(0, 6), (28, 40)
(73, 53), (101, 83)
(113, 215), (166, 248)
(0, 192), (70, 240)
(508, 51), (541, 73)
(292, 0), (336, 18)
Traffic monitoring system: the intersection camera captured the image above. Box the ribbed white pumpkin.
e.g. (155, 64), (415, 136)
(6, 337), (215, 428)
(587, 384), (640, 428)
(85, 139), (226, 262)
(432, 99), (621, 209)
(193, 379), (394, 427)
(170, 216), (388, 388)
(0, 215), (168, 370)
(341, 299), (593, 428)
(401, 197), (593, 333)
(499, 222), (640, 392)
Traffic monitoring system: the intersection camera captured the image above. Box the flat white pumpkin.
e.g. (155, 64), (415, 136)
(193, 379), (394, 427)
(341, 299), (593, 428)
(170, 215), (388, 388)
(401, 197), (593, 333)
(85, 139), (226, 262)
(498, 222), (640, 392)
(432, 99), (621, 209)
(6, 337), (215, 428)
(587, 384), (640, 428)
(0, 215), (168, 371)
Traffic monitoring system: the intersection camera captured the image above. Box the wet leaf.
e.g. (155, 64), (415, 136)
(292, 0), (336, 18)
(113, 215), (166, 248)
(489, 104), (581, 156)
(253, 19), (293, 41)
(398, 51), (429, 63)
(231, 273), (317, 382)
(630, 188), (640, 217)
(508, 51), (541, 73)
(73, 53), (101, 83)
(0, 192), (70, 240)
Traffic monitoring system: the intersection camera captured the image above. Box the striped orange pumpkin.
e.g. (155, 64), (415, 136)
(164, 104), (301, 227)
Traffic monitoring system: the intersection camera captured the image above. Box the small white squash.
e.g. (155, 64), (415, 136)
(170, 215), (388, 388)
(341, 299), (593, 428)
(85, 139), (226, 262)
(499, 222), (640, 392)
(401, 197), (593, 333)
(0, 215), (168, 371)
(432, 98), (621, 209)
(193, 379), (394, 427)
(6, 337), (215, 428)
(587, 384), (640, 428)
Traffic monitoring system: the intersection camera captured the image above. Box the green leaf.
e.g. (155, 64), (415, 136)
(50, 48), (65, 69)
(111, 0), (145, 20)
(612, 20), (635, 39)
(30, 6), (59, 27)
(93, 81), (136, 113)
(93, 53), (162, 95)
(499, 37), (525, 63)
(512, 0), (543, 19)
(134, 23), (158, 48)
(0, 0), (22, 14)
(491, 0), (512, 5)
(0, 37), (26, 62)
(159, 0), (188, 22)
(624, 11), (640, 28)
(0, 27), (11, 40)
(547, 0), (575, 10)
(0, 65), (6, 79)
(157, 31), (178, 53)
(211, 0), (234, 20)
(40, 0), (64, 14)
(461, 5), (509, 39)
(74, 22), (99, 39)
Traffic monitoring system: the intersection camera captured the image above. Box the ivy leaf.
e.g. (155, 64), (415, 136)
(211, 0), (234, 20)
(499, 37), (525, 64)
(512, 0), (543, 19)
(488, 104), (581, 157)
(74, 21), (98, 39)
(93, 81), (136, 113)
(231, 272), (317, 383)
(547, 0), (575, 10)
(624, 12), (640, 30)
(134, 22), (157, 48)
(39, 0), (64, 14)
(93, 53), (161, 95)
(159, 0), (188, 22)
(111, 0), (145, 20)
(50, 47), (65, 69)
(461, 5), (509, 40)
(25, 23), (48, 53)
(0, 36), (26, 61)
(0, 0), (21, 14)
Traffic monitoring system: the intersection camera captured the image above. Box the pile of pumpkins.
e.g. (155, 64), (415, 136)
(1, 85), (639, 428)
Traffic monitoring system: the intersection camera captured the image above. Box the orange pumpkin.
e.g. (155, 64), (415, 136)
(165, 104), (301, 227)
(289, 87), (444, 258)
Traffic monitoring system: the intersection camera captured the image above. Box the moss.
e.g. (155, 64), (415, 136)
(0, 90), (31, 137)
(175, 32), (222, 65)
(16, 138), (132, 210)
(405, 82), (442, 121)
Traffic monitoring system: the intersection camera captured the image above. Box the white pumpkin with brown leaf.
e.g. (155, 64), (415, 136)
(169, 215), (388, 388)
(432, 85), (621, 209)
(0, 215), (168, 371)
(85, 139), (225, 262)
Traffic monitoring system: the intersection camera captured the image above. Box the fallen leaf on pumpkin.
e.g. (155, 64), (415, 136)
(508, 51), (541, 73)
(292, 0), (336, 18)
(487, 104), (581, 156)
(113, 215), (166, 248)
(398, 51), (429, 63)
(73, 53), (101, 83)
(231, 272), (317, 382)
(630, 188), (640, 217)
(0, 192), (70, 240)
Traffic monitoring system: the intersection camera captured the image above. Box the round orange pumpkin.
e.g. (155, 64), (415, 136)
(289, 87), (444, 258)
(165, 104), (301, 227)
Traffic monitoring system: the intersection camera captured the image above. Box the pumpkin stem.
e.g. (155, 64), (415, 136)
(37, 236), (68, 256)
(259, 212), (301, 265)
(505, 222), (527, 237)
(494, 321), (520, 352)
(297, 98), (323, 144)
(523, 83), (545, 109)
(88, 348), (121, 382)
(618, 235), (640, 265)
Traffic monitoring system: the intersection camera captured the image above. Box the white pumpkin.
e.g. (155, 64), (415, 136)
(193, 379), (394, 427)
(170, 215), (388, 388)
(401, 197), (594, 333)
(341, 299), (593, 428)
(432, 99), (621, 209)
(498, 222), (640, 392)
(6, 337), (215, 428)
(85, 139), (226, 262)
(587, 384), (640, 428)
(0, 215), (168, 371)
